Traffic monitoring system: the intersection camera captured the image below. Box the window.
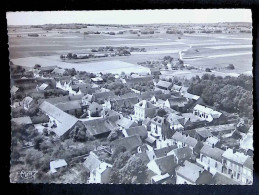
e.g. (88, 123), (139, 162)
(215, 162), (218, 168)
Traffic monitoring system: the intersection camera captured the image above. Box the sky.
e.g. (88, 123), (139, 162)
(6, 9), (252, 26)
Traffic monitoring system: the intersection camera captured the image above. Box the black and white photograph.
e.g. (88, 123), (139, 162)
(7, 9), (253, 184)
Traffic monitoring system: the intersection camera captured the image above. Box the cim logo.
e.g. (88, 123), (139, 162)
(18, 169), (37, 180)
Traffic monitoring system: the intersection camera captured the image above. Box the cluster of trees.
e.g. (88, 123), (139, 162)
(187, 74), (253, 119)
(104, 82), (131, 96)
(132, 81), (154, 92)
(109, 147), (148, 183)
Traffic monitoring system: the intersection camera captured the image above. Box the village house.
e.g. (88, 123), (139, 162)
(153, 145), (178, 159)
(83, 152), (112, 184)
(155, 80), (173, 92)
(39, 101), (78, 140)
(148, 154), (177, 183)
(91, 77), (104, 84)
(116, 116), (138, 130)
(171, 131), (198, 153)
(109, 93), (139, 112)
(181, 113), (208, 130)
(198, 144), (225, 175)
(88, 102), (103, 117)
(123, 125), (148, 140)
(167, 147), (193, 165)
(50, 159), (68, 174)
(51, 67), (67, 76)
(164, 96), (190, 113)
(83, 118), (118, 138)
(150, 93), (171, 104)
(175, 160), (213, 184)
(150, 116), (171, 141)
(111, 135), (142, 152)
(134, 100), (156, 121)
(92, 91), (116, 103)
(193, 104), (226, 125)
(35, 66), (58, 76)
(205, 136), (220, 147)
(166, 113), (185, 131)
(221, 148), (253, 184)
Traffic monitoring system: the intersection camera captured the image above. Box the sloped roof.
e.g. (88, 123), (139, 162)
(154, 93), (171, 101)
(126, 126), (148, 139)
(83, 152), (101, 172)
(196, 129), (213, 139)
(167, 113), (185, 125)
(52, 68), (66, 75)
(172, 131), (198, 148)
(193, 104), (222, 118)
(200, 144), (224, 162)
(12, 116), (32, 125)
(154, 145), (178, 158)
(155, 154), (177, 175)
(83, 118), (116, 136)
(156, 80), (172, 89)
(111, 135), (142, 152)
(55, 100), (82, 111)
(170, 147), (192, 160)
(116, 117), (137, 129)
(50, 159), (67, 173)
(176, 160), (205, 184)
(222, 149), (249, 165)
(39, 101), (78, 137)
(212, 172), (239, 185)
(38, 83), (49, 90)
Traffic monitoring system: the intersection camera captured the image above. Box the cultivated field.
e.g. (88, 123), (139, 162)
(8, 25), (252, 74)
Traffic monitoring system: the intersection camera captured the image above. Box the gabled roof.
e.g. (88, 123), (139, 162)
(172, 131), (198, 148)
(156, 80), (172, 89)
(155, 154), (177, 175)
(111, 135), (142, 152)
(126, 126), (148, 139)
(153, 93), (171, 101)
(38, 83), (49, 90)
(167, 113), (185, 126)
(169, 147), (192, 160)
(222, 149), (249, 165)
(50, 159), (67, 173)
(12, 116), (32, 125)
(193, 104), (222, 118)
(39, 101), (78, 137)
(83, 152), (102, 172)
(116, 117), (137, 129)
(83, 118), (117, 136)
(154, 145), (178, 158)
(200, 144), (224, 162)
(196, 129), (213, 139)
(55, 100), (82, 111)
(176, 160), (212, 184)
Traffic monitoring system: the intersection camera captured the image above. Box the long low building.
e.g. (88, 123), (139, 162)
(39, 101), (78, 139)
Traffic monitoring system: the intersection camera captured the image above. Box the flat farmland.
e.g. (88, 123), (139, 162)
(8, 25), (252, 74)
